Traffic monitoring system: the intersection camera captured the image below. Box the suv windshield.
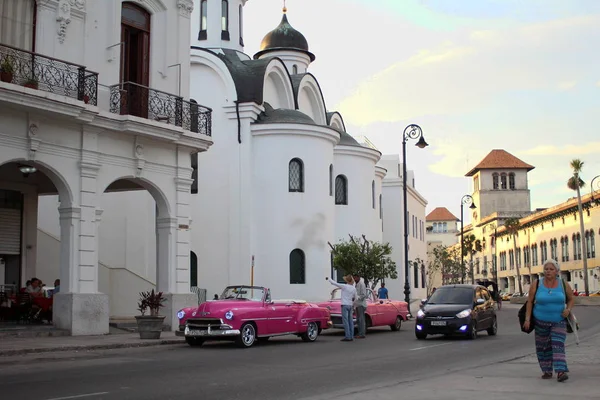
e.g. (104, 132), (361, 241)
(427, 287), (474, 305)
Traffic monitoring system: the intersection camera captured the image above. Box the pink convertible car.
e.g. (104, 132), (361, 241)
(176, 285), (332, 348)
(316, 287), (409, 331)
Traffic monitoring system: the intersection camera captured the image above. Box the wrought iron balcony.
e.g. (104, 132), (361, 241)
(0, 43), (98, 105)
(109, 82), (212, 137)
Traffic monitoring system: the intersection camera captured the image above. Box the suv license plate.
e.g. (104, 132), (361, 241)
(431, 321), (447, 326)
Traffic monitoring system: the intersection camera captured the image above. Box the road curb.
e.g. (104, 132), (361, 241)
(0, 338), (185, 357)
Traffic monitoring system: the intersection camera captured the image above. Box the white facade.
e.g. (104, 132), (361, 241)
(2, 1), (432, 337)
(0, 0), (211, 334)
(380, 155), (428, 301)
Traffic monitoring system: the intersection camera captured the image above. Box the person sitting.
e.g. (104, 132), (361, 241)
(26, 278), (44, 297)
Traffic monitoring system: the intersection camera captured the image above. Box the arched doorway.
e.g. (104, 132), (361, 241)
(0, 159), (72, 315)
(98, 176), (172, 318)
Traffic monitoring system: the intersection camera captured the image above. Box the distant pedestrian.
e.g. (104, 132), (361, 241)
(353, 274), (367, 339)
(377, 283), (389, 299)
(326, 276), (356, 341)
(523, 259), (575, 382)
(213, 294), (219, 300)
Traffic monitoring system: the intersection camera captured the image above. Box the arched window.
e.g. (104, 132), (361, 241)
(500, 173), (507, 190)
(199, 0), (208, 39)
(289, 249), (306, 284)
(288, 158), (304, 192)
(576, 233), (582, 260)
(329, 164), (333, 196)
(221, 0), (230, 40)
(379, 194), (383, 219)
(372, 180), (375, 209)
(492, 173), (499, 190)
(190, 251), (198, 288)
(238, 4), (243, 46)
(509, 173), (515, 190)
(590, 230), (596, 258)
(413, 262), (419, 288)
(443, 222), (447, 232)
(292, 65), (298, 74)
(335, 175), (347, 205)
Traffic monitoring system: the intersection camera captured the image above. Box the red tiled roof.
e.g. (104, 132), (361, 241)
(465, 149), (535, 177)
(426, 207), (459, 222)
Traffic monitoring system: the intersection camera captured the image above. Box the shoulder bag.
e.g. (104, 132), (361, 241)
(518, 279), (539, 334)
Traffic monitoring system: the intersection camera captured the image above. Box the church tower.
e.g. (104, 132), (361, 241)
(253, 5), (315, 74)
(191, 0), (248, 52)
(465, 149), (535, 224)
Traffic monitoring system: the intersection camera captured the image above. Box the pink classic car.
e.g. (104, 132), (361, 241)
(176, 285), (332, 348)
(316, 287), (409, 331)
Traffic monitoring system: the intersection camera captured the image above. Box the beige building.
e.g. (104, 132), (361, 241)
(425, 207), (459, 292)
(453, 149), (600, 294)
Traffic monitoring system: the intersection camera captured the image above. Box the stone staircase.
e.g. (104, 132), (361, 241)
(0, 324), (70, 338)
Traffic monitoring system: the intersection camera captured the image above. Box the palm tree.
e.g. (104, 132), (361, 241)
(505, 218), (523, 295)
(568, 159), (589, 295)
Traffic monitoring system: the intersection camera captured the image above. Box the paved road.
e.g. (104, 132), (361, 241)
(1, 304), (599, 400)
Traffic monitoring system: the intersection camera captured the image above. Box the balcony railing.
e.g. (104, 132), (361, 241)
(0, 43), (98, 105)
(109, 81), (212, 137)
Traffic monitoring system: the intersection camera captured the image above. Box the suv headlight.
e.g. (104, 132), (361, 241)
(417, 309), (425, 318)
(177, 310), (185, 319)
(456, 309), (472, 319)
(225, 310), (234, 320)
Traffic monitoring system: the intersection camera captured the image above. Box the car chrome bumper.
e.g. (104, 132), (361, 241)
(330, 314), (357, 329)
(177, 325), (240, 338)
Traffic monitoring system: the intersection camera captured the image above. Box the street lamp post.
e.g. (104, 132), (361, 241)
(592, 175), (600, 200)
(460, 195), (476, 284)
(402, 124), (428, 304)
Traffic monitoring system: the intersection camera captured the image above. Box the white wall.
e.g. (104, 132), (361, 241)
(251, 124), (338, 301)
(333, 146), (380, 243)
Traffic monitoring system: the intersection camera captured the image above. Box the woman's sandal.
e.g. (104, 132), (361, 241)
(541, 372), (553, 379)
(557, 372), (569, 382)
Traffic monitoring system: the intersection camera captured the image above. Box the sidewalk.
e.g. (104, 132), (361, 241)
(300, 332), (600, 400)
(0, 331), (185, 356)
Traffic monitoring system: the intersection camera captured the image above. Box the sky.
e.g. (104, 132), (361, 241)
(243, 0), (600, 225)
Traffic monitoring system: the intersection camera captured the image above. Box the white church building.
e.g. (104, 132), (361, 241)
(0, 0), (428, 335)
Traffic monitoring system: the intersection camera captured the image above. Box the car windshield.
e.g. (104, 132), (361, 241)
(220, 286), (266, 301)
(427, 287), (474, 305)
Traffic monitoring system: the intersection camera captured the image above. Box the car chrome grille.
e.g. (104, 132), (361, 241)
(331, 316), (343, 325)
(186, 318), (223, 329)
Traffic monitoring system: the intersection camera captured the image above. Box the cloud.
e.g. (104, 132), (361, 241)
(337, 15), (600, 126)
(522, 142), (600, 156)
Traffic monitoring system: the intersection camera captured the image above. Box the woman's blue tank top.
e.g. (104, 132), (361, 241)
(533, 278), (566, 323)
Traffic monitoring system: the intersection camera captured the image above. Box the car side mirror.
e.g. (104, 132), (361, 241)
(420, 299), (427, 305)
(476, 298), (485, 305)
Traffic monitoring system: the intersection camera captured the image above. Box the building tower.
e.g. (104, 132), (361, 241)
(253, 5), (315, 74)
(465, 149), (535, 224)
(191, 0), (248, 52)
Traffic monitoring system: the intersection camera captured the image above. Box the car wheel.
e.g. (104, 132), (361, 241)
(415, 331), (427, 340)
(467, 322), (478, 340)
(185, 337), (204, 347)
(301, 321), (319, 342)
(390, 316), (402, 331)
(487, 317), (498, 336)
(236, 323), (257, 348)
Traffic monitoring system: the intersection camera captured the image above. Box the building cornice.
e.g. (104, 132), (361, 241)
(251, 124), (339, 146)
(375, 165), (387, 180)
(334, 145), (380, 164)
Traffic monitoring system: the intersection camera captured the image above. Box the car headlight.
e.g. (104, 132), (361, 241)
(177, 310), (185, 319)
(456, 309), (472, 319)
(225, 310), (234, 320)
(417, 309), (425, 318)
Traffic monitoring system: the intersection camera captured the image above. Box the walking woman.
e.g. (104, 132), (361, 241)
(326, 276), (357, 341)
(523, 259), (575, 382)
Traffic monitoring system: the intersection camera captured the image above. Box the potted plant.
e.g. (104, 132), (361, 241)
(23, 76), (38, 89)
(135, 289), (167, 339)
(0, 57), (15, 83)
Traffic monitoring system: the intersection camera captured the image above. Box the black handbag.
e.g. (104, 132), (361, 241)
(518, 280), (539, 334)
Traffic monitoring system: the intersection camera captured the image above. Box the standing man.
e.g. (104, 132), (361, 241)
(353, 274), (367, 339)
(378, 283), (389, 299)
